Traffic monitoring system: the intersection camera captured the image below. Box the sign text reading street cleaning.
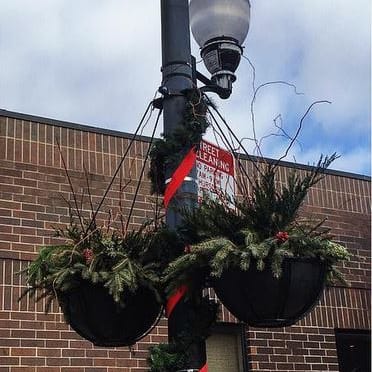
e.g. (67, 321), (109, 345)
(196, 140), (235, 202)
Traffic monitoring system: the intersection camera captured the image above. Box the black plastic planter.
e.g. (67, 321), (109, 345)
(213, 258), (326, 327)
(59, 280), (162, 347)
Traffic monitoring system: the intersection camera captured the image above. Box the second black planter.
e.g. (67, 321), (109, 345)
(59, 280), (162, 347)
(213, 258), (326, 327)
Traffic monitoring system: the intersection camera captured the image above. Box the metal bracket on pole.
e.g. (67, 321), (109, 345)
(191, 55), (232, 99)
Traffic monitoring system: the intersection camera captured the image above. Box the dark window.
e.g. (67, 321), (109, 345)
(335, 329), (371, 372)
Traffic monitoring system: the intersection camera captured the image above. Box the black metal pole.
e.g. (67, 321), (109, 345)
(160, 0), (206, 370)
(160, 0), (197, 228)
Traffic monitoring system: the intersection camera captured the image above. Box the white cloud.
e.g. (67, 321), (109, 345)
(0, 1), (162, 131)
(240, 0), (371, 133)
(0, 0), (370, 174)
(214, 0), (371, 175)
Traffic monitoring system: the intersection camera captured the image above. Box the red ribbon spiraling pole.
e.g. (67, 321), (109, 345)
(163, 146), (197, 208)
(164, 147), (206, 372)
(165, 284), (188, 318)
(166, 284), (208, 372)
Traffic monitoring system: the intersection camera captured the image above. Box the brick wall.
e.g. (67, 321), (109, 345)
(238, 150), (371, 371)
(0, 111), (370, 371)
(0, 113), (170, 372)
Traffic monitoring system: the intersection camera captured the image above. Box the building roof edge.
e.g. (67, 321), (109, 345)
(1, 108), (370, 182)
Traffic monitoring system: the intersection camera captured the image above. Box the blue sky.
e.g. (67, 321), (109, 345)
(0, 0), (370, 175)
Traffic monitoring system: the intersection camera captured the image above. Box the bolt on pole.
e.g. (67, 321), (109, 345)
(160, 0), (206, 370)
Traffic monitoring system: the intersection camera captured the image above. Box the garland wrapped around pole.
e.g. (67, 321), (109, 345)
(149, 88), (210, 196)
(148, 86), (213, 370)
(166, 286), (208, 372)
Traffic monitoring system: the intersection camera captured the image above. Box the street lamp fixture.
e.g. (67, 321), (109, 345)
(190, 0), (251, 98)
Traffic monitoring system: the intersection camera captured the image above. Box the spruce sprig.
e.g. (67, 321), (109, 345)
(165, 225), (350, 296)
(238, 153), (339, 239)
(164, 154), (350, 295)
(20, 221), (170, 311)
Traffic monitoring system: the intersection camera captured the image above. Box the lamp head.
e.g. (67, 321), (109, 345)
(190, 0), (251, 95)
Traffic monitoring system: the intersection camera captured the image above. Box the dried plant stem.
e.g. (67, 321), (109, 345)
(56, 139), (85, 233)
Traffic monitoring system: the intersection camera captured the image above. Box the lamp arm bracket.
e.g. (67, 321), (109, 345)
(191, 55), (231, 99)
(196, 71), (231, 99)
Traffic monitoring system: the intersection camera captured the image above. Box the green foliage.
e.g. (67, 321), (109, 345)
(20, 221), (178, 311)
(149, 88), (210, 194)
(178, 198), (250, 245)
(237, 154), (339, 240)
(148, 343), (189, 372)
(164, 156), (351, 295)
(148, 296), (218, 372)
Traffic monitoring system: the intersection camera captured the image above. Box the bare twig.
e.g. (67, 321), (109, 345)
(250, 81), (304, 159)
(125, 108), (162, 233)
(119, 167), (126, 235)
(85, 100), (154, 236)
(210, 122), (249, 197)
(56, 139), (85, 232)
(275, 100), (332, 166)
(83, 163), (95, 217)
(106, 209), (112, 233)
(79, 186), (85, 216)
(58, 193), (75, 228)
(253, 114), (304, 152)
(205, 96), (263, 179)
(242, 54), (257, 93)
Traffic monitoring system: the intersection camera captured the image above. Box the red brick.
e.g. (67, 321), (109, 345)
(46, 358), (70, 366)
(37, 349), (61, 358)
(311, 363), (329, 370)
(0, 358), (19, 366)
(11, 349), (36, 357)
(20, 357), (45, 366)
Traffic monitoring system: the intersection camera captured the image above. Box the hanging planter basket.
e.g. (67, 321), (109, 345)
(59, 280), (162, 347)
(212, 257), (326, 328)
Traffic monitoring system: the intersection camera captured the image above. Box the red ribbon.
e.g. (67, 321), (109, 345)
(166, 283), (207, 372)
(164, 146), (197, 208)
(165, 285), (188, 318)
(164, 147), (205, 371)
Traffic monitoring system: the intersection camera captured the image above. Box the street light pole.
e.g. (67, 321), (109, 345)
(160, 1), (206, 371)
(160, 1), (251, 370)
(160, 0), (197, 229)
